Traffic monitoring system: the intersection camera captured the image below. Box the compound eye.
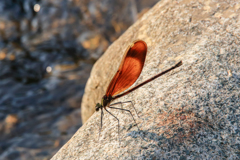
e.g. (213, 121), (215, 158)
(95, 103), (101, 111)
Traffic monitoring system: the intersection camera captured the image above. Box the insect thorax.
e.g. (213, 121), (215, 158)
(102, 95), (112, 108)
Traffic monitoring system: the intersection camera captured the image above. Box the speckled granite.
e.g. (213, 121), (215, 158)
(52, 0), (240, 159)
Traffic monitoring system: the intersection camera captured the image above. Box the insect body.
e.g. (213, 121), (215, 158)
(95, 40), (182, 141)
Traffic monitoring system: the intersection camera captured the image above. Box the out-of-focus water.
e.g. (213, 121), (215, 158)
(0, 0), (159, 159)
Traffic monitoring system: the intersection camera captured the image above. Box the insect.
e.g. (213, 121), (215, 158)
(95, 40), (182, 141)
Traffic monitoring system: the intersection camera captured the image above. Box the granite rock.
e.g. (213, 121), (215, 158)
(0, 0), (159, 159)
(54, 0), (240, 159)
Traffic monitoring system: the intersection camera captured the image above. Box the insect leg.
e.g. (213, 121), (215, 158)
(99, 109), (104, 142)
(104, 108), (120, 143)
(110, 101), (139, 118)
(122, 101), (139, 118)
(108, 106), (139, 130)
(109, 102), (124, 113)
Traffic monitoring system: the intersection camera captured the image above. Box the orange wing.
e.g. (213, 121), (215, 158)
(106, 40), (147, 97)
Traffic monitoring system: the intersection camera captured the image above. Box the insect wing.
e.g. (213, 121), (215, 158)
(106, 40), (147, 97)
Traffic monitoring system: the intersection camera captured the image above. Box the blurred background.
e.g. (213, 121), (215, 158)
(0, 0), (159, 159)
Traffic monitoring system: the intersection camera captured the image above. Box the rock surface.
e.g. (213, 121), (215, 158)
(0, 0), (158, 159)
(54, 0), (240, 159)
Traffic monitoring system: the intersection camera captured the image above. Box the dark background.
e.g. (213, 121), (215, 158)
(0, 0), (159, 159)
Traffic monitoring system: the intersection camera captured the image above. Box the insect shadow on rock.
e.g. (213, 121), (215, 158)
(95, 40), (183, 142)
